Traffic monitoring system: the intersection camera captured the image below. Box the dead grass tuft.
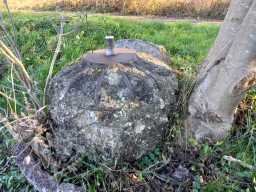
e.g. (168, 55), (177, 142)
(2, 0), (230, 19)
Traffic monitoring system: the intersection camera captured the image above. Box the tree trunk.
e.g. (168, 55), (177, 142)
(186, 0), (256, 142)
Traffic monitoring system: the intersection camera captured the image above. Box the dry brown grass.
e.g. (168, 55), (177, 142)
(2, 0), (230, 19)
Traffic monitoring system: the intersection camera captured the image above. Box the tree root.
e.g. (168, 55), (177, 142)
(15, 143), (85, 192)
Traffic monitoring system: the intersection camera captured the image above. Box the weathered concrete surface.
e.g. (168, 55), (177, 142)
(47, 45), (178, 164)
(115, 39), (171, 64)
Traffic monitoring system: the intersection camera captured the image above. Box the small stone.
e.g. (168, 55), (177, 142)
(172, 165), (190, 181)
(57, 183), (84, 192)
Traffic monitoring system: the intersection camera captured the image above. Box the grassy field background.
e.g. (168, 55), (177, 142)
(0, 12), (255, 191)
(1, 0), (230, 19)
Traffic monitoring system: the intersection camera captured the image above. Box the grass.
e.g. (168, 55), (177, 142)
(1, 0), (230, 19)
(0, 12), (255, 191)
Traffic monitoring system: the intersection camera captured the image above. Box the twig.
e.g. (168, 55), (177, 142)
(223, 155), (256, 171)
(3, 0), (18, 43)
(144, 160), (165, 171)
(0, 40), (42, 110)
(0, 23), (20, 59)
(1, 3), (21, 59)
(10, 63), (17, 113)
(0, 40), (32, 87)
(43, 16), (65, 106)
(0, 90), (22, 107)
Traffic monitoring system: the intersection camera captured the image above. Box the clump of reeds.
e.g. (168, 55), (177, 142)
(0, 0), (64, 150)
(0, 1), (75, 190)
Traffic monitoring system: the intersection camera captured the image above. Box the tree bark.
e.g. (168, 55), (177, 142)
(186, 0), (256, 141)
